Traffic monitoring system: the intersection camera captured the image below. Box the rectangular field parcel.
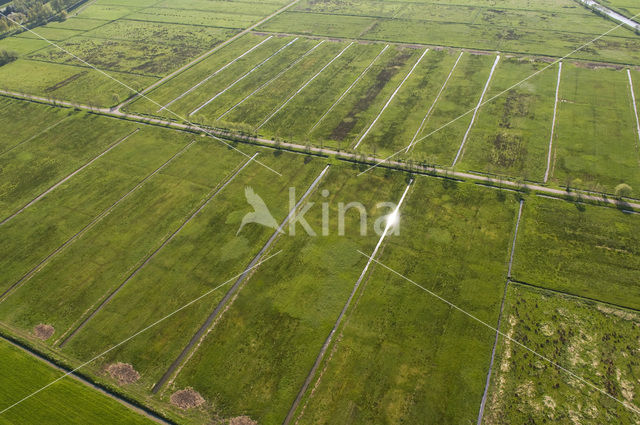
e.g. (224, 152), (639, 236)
(293, 178), (520, 424)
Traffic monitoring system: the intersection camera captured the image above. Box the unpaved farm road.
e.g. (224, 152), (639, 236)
(2, 88), (639, 212)
(575, 0), (640, 31)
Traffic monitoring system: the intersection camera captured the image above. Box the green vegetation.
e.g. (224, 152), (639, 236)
(0, 132), (245, 338)
(171, 167), (407, 424)
(1, 1), (640, 424)
(486, 283), (640, 424)
(60, 152), (326, 398)
(551, 64), (639, 193)
(411, 52), (497, 165)
(0, 339), (155, 425)
(260, 0), (640, 65)
(0, 122), (195, 300)
(0, 48), (16, 65)
(511, 196), (640, 309)
(459, 58), (558, 180)
(355, 48), (460, 157)
(293, 178), (519, 424)
(0, 111), (137, 220)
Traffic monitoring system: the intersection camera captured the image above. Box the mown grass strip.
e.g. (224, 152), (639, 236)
(544, 62), (562, 183)
(157, 36), (274, 112)
(256, 42), (354, 129)
(452, 54), (500, 166)
(353, 48), (429, 149)
(189, 37), (299, 116)
(0, 140), (196, 303)
(57, 152), (260, 347)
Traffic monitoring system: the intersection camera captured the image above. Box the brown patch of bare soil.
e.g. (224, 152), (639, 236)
(170, 388), (205, 409)
(106, 362), (140, 385)
(229, 416), (258, 425)
(33, 324), (54, 340)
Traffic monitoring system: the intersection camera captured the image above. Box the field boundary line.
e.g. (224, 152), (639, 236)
(56, 153), (259, 347)
(0, 334), (176, 425)
(152, 164), (332, 393)
(511, 279), (640, 313)
(217, 40), (325, 120)
(353, 48), (429, 149)
(158, 35), (274, 112)
(0, 11), (282, 177)
(0, 128), (139, 227)
(406, 51), (464, 152)
(0, 115), (72, 157)
(544, 62), (563, 183)
(309, 44), (389, 133)
(256, 42), (354, 130)
(0, 249), (282, 417)
(115, 0), (305, 110)
(2, 89), (640, 209)
(0, 141), (196, 303)
(476, 198), (524, 425)
(358, 11), (640, 176)
(282, 180), (413, 425)
(628, 69), (640, 159)
(451, 54), (500, 167)
(362, 253), (640, 418)
(189, 37), (299, 116)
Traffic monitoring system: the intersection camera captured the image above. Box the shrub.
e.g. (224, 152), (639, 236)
(615, 183), (633, 198)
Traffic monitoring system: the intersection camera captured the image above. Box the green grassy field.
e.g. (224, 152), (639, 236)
(410, 52), (497, 166)
(550, 64), (639, 194)
(291, 178), (519, 424)
(0, 339), (155, 425)
(259, 0), (640, 65)
(485, 283), (640, 424)
(1, 0), (640, 423)
(58, 152), (326, 402)
(169, 167), (407, 424)
(0, 124), (195, 298)
(0, 0), (290, 107)
(355, 48), (460, 157)
(511, 196), (640, 309)
(458, 58), (558, 180)
(127, 32), (285, 115)
(0, 111), (139, 221)
(0, 134), (247, 340)
(0, 59), (157, 106)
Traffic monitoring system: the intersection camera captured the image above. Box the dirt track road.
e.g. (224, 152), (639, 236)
(2, 88), (639, 211)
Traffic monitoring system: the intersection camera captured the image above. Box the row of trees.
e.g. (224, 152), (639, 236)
(1, 0), (80, 35)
